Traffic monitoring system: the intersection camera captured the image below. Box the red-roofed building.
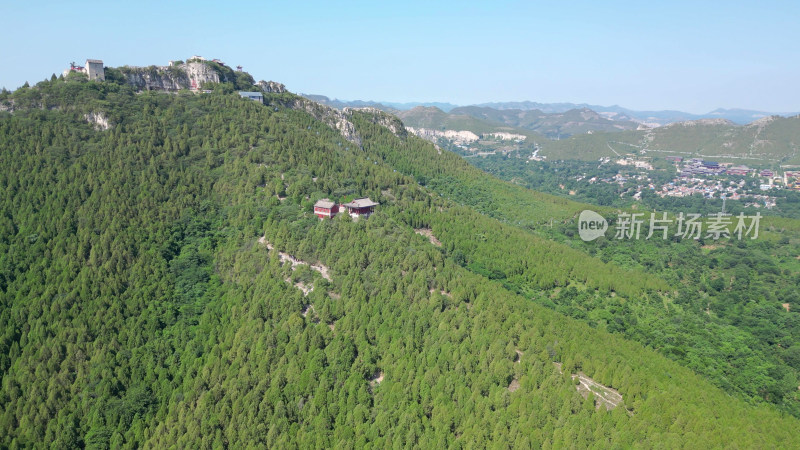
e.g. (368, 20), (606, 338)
(342, 198), (378, 218)
(313, 199), (339, 219)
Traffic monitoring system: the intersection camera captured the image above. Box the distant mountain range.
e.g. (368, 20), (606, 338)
(390, 105), (645, 139)
(304, 96), (644, 138)
(303, 95), (800, 163)
(449, 102), (798, 126)
(303, 95), (798, 126)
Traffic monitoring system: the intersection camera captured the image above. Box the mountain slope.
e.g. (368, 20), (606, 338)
(450, 106), (641, 138)
(394, 105), (640, 139)
(537, 115), (800, 163)
(348, 110), (800, 415)
(393, 106), (527, 135)
(1, 77), (799, 447)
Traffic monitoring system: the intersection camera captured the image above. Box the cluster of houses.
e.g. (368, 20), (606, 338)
(660, 178), (745, 199)
(676, 159), (784, 180)
(678, 159), (727, 177)
(665, 157), (800, 194)
(313, 198), (378, 220)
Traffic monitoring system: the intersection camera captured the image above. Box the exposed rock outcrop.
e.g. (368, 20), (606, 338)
(407, 127), (479, 145)
(256, 80), (286, 93)
(120, 61), (231, 91)
(486, 131), (526, 141)
(280, 98), (410, 147)
(84, 112), (111, 131)
(346, 107), (408, 139)
(286, 98), (363, 146)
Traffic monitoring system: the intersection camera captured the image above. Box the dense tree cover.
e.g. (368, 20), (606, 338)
(1, 78), (799, 447)
(463, 154), (800, 412)
(348, 116), (800, 416)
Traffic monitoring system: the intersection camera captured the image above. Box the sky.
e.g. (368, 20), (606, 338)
(2, 0), (799, 114)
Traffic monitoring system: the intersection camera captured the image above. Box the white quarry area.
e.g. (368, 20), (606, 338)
(407, 128), (527, 145)
(407, 127), (480, 145)
(485, 132), (526, 141)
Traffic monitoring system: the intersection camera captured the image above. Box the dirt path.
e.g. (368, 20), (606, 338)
(291, 279), (313, 296)
(574, 372), (624, 411)
(554, 362), (627, 412)
(259, 237), (332, 280)
(311, 263), (332, 281)
(258, 235), (273, 250)
(415, 228), (442, 247)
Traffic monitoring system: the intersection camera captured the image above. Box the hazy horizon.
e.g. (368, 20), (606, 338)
(298, 95), (800, 116)
(3, 0), (799, 114)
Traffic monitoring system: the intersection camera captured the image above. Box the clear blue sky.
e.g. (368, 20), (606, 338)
(2, 0), (799, 113)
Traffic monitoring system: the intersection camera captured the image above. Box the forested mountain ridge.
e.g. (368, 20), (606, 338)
(1, 76), (799, 447)
(537, 114), (800, 164)
(447, 106), (642, 138)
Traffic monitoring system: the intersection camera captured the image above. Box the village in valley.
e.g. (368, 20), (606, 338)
(566, 154), (800, 210)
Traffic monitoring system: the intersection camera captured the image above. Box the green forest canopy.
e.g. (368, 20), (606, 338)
(1, 78), (799, 447)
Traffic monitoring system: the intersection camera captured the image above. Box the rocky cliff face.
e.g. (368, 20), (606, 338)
(406, 127), (479, 145)
(121, 62), (229, 91)
(280, 99), (409, 147)
(116, 62), (403, 148)
(256, 80), (286, 94)
(286, 98), (362, 146)
(346, 107), (408, 139)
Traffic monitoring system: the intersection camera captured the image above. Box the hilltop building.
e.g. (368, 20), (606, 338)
(62, 59), (104, 81)
(85, 59), (105, 81)
(238, 91), (263, 103)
